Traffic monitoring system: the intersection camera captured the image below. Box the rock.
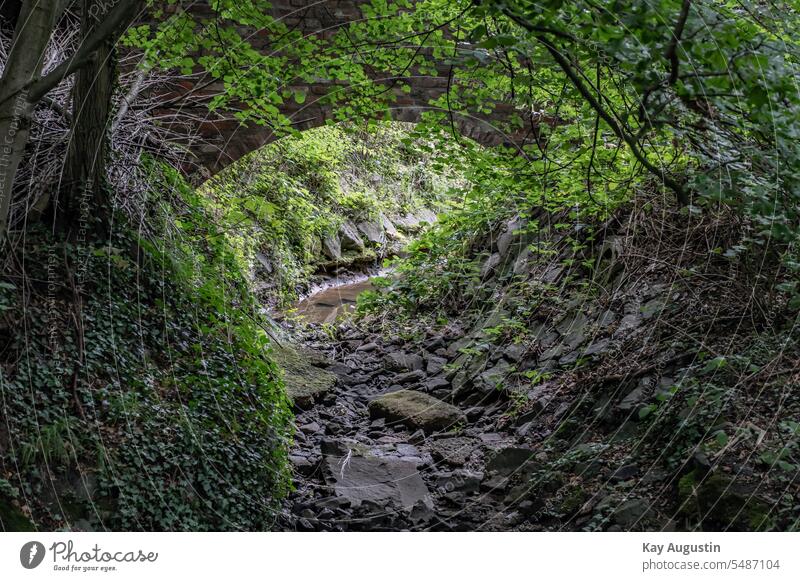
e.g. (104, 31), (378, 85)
(409, 500), (434, 524)
(429, 437), (476, 466)
(433, 469), (482, 495)
(322, 234), (342, 260)
(541, 263), (564, 284)
(417, 208), (437, 224)
(394, 369), (426, 384)
(478, 432), (505, 444)
(425, 355), (448, 375)
(322, 453), (433, 512)
(289, 455), (316, 477)
(326, 362), (352, 376)
(422, 377), (450, 392)
(380, 213), (401, 239)
(255, 252), (273, 273)
(465, 406), (484, 421)
(357, 220), (386, 245)
(611, 498), (651, 528)
(617, 380), (649, 412)
(513, 248), (533, 275)
(476, 360), (513, 392)
(396, 443), (422, 457)
(486, 446), (537, 476)
(481, 474), (511, 492)
(299, 421), (322, 435)
(424, 335), (446, 351)
(677, 471), (770, 530)
(640, 298), (666, 320)
(597, 310), (617, 328)
(614, 313), (642, 338)
(356, 342), (379, 352)
(368, 390), (466, 432)
(496, 216), (527, 257)
(610, 463), (639, 482)
(503, 343), (526, 362)
(274, 345), (337, 409)
(339, 221), (365, 251)
(558, 313), (589, 350)
(516, 422), (535, 437)
(394, 213), (422, 232)
(385, 351), (425, 372)
(584, 338), (610, 357)
(341, 372), (371, 386)
(480, 253), (502, 279)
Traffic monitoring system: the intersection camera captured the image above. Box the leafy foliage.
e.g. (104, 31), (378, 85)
(201, 122), (460, 305)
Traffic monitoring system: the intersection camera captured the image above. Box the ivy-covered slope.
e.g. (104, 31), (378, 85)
(201, 123), (461, 306)
(0, 169), (292, 531)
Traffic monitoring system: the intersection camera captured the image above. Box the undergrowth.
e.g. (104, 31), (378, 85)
(0, 165), (292, 531)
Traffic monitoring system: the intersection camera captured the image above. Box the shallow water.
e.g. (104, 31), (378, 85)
(290, 278), (375, 323)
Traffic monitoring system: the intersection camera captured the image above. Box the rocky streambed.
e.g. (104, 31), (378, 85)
(277, 324), (532, 531)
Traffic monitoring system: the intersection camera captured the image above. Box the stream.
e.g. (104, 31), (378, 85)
(290, 276), (375, 323)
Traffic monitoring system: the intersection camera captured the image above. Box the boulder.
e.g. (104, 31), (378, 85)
(380, 213), (401, 239)
(339, 221), (365, 251)
(368, 390), (466, 432)
(273, 345), (337, 409)
(357, 220), (386, 245)
(322, 234), (342, 260)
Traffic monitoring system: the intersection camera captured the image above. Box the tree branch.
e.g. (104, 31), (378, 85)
(27, 0), (142, 103)
(502, 8), (690, 205)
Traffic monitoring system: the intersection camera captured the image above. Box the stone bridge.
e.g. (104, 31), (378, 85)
(155, 0), (541, 177)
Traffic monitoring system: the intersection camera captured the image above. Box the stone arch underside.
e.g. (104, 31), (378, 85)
(152, 0), (542, 178)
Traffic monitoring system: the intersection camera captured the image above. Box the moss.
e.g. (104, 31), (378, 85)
(678, 470), (773, 531)
(559, 486), (590, 516)
(0, 496), (35, 532)
(272, 344), (337, 408)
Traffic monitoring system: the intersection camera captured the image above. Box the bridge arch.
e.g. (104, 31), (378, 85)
(153, 0), (541, 178)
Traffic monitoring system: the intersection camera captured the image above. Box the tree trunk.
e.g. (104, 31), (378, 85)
(0, 0), (61, 238)
(57, 0), (117, 236)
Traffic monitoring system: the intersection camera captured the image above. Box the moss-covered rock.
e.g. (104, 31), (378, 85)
(272, 344), (337, 409)
(368, 390), (466, 432)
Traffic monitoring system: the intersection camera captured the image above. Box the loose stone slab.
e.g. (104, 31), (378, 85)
(322, 454), (432, 511)
(368, 389), (466, 432)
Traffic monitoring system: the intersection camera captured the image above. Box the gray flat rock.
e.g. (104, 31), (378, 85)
(322, 453), (432, 511)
